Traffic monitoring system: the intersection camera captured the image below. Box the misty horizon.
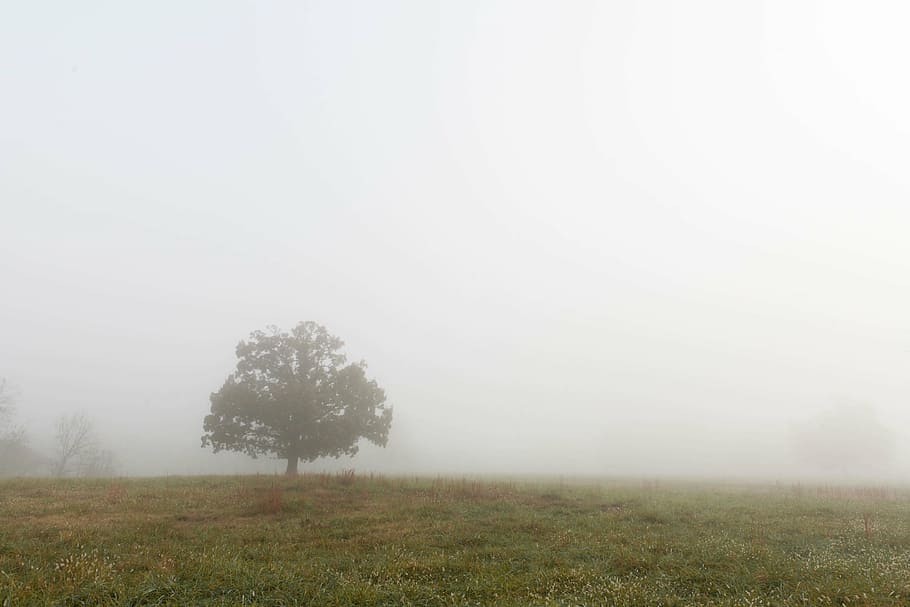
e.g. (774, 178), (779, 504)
(3, 1), (910, 483)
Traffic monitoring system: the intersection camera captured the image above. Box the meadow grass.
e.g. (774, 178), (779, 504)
(1, 474), (909, 605)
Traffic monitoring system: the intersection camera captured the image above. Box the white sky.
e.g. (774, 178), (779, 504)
(2, 1), (909, 479)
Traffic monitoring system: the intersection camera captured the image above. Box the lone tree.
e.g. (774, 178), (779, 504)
(202, 322), (392, 475)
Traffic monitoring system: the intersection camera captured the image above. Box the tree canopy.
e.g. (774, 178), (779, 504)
(202, 322), (392, 475)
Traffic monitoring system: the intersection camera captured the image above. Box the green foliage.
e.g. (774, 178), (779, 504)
(202, 322), (392, 474)
(3, 476), (910, 605)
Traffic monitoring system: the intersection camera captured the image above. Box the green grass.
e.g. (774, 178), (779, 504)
(2, 474), (910, 606)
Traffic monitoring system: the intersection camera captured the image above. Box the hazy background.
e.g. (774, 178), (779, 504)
(2, 1), (909, 480)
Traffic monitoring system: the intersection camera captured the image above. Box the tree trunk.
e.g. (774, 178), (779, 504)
(285, 455), (299, 476)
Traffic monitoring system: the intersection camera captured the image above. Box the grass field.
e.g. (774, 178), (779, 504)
(1, 474), (909, 606)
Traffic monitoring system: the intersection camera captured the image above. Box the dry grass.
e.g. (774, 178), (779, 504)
(863, 510), (875, 540)
(256, 482), (284, 515)
(105, 482), (126, 505)
(2, 476), (910, 606)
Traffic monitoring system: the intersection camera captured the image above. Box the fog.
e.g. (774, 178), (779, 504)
(2, 1), (909, 482)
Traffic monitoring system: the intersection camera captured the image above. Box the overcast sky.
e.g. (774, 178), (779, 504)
(2, 1), (909, 479)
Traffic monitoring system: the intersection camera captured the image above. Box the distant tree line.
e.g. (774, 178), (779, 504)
(0, 378), (116, 478)
(0, 378), (37, 476)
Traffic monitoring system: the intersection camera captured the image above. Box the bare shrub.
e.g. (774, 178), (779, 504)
(52, 414), (116, 477)
(52, 413), (96, 477)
